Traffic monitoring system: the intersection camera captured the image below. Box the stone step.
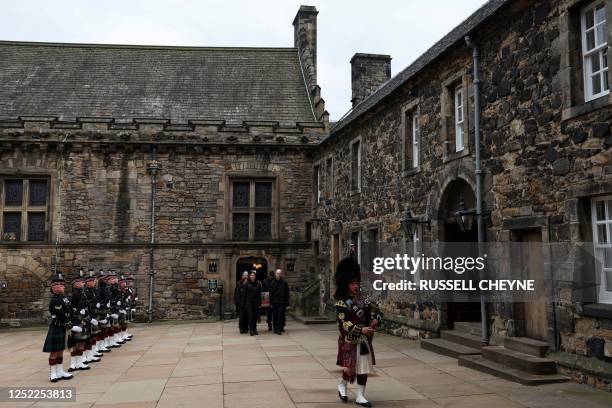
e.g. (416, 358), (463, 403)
(481, 346), (557, 375)
(420, 338), (481, 358)
(504, 337), (549, 358)
(441, 330), (482, 349)
(289, 314), (336, 325)
(453, 321), (482, 336)
(458, 354), (569, 386)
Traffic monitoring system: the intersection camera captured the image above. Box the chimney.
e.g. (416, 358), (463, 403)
(350, 53), (391, 107)
(293, 5), (318, 90)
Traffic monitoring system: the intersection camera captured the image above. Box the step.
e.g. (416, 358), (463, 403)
(420, 338), (481, 358)
(290, 314), (336, 325)
(504, 337), (549, 358)
(481, 346), (557, 375)
(453, 321), (482, 336)
(441, 330), (482, 349)
(459, 354), (569, 386)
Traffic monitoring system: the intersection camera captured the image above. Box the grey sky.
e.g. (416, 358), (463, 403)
(2, 0), (487, 120)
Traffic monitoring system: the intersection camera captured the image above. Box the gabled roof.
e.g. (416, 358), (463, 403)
(0, 41), (317, 125)
(329, 0), (510, 137)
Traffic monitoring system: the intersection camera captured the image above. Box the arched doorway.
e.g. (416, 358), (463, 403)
(236, 257), (268, 283)
(438, 178), (481, 327)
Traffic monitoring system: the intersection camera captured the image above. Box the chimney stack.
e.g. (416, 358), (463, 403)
(293, 5), (318, 90)
(350, 53), (391, 107)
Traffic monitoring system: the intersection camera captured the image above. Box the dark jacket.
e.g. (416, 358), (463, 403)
(70, 288), (89, 327)
(234, 280), (247, 307)
(262, 277), (274, 292)
(269, 278), (290, 305)
(244, 280), (262, 306)
(49, 293), (72, 328)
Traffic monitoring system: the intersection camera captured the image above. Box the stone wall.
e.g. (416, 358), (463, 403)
(314, 0), (612, 386)
(0, 121), (322, 322)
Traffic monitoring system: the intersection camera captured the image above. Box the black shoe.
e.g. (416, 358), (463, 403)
(338, 391), (347, 402)
(78, 365), (91, 370)
(281, 328), (285, 332)
(355, 402), (372, 407)
(250, 332), (255, 336)
(268, 327), (272, 331)
(254, 331), (259, 335)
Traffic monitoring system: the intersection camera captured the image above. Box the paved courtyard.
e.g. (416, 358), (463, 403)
(1, 319), (611, 408)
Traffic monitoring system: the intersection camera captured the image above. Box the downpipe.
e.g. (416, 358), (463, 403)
(147, 147), (160, 323)
(465, 36), (489, 345)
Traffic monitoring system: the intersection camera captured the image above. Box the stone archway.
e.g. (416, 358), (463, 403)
(0, 254), (49, 321)
(435, 177), (481, 327)
(236, 257), (268, 283)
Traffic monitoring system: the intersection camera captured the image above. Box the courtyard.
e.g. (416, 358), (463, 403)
(1, 320), (611, 408)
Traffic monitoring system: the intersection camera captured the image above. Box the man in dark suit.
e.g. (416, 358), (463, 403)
(270, 269), (289, 335)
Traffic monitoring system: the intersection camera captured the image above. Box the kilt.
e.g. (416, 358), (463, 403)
(336, 336), (376, 369)
(43, 326), (67, 353)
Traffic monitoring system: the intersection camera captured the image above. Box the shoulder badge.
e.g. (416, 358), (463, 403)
(338, 312), (345, 320)
(335, 300), (347, 308)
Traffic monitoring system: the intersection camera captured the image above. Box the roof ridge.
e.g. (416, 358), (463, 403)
(0, 40), (297, 52)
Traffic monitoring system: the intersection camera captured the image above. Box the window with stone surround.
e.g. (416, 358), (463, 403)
(591, 195), (612, 303)
(582, 1), (609, 101)
(454, 85), (465, 152)
(230, 179), (274, 241)
(0, 177), (50, 242)
(560, 0), (611, 119)
(401, 102), (420, 171)
(441, 72), (469, 156)
(351, 139), (361, 192)
(313, 164), (321, 204)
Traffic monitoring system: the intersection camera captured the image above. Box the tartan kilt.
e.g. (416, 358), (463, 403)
(43, 326), (66, 353)
(336, 336), (376, 369)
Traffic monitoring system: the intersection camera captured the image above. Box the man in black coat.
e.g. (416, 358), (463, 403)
(243, 271), (262, 336)
(270, 269), (290, 335)
(234, 271), (249, 334)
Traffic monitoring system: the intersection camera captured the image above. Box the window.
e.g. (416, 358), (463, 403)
(230, 180), (274, 241)
(403, 109), (420, 169)
(454, 85), (465, 152)
(1, 178), (49, 242)
(592, 196), (612, 303)
(351, 140), (361, 192)
(313, 164), (321, 204)
(326, 157), (334, 198)
(582, 2), (609, 102)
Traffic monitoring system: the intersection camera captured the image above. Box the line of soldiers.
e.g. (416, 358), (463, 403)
(42, 269), (138, 382)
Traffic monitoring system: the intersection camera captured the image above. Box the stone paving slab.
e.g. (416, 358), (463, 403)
(0, 319), (611, 407)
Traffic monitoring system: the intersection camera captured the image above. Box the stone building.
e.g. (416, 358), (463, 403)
(313, 0), (612, 389)
(0, 6), (327, 321)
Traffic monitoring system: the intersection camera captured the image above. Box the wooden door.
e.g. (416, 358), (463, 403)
(517, 229), (548, 340)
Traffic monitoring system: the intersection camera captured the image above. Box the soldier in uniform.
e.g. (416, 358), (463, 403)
(84, 269), (103, 359)
(96, 269), (112, 351)
(68, 271), (92, 372)
(126, 274), (137, 339)
(118, 275), (132, 342)
(108, 271), (124, 347)
(43, 272), (74, 382)
(334, 257), (382, 408)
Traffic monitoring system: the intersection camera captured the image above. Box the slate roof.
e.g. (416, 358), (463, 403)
(329, 0), (511, 137)
(0, 41), (317, 125)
